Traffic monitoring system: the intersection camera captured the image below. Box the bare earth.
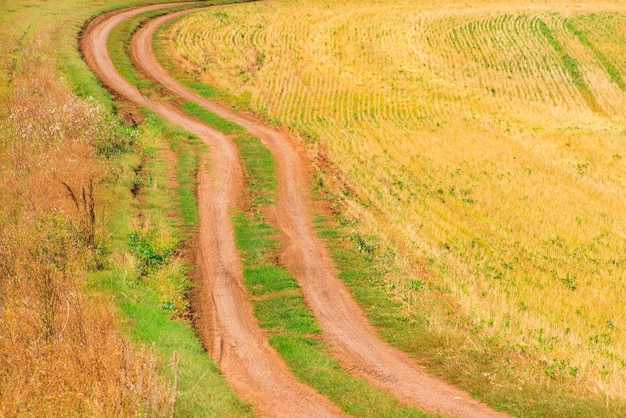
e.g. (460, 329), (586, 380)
(82, 3), (508, 417)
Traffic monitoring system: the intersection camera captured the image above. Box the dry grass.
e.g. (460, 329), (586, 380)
(0, 40), (175, 416)
(163, 0), (626, 402)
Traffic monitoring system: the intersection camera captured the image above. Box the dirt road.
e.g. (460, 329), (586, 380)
(83, 3), (508, 417)
(81, 5), (344, 417)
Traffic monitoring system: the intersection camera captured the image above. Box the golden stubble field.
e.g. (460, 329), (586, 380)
(162, 0), (626, 400)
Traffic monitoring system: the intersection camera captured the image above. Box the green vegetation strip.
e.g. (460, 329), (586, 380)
(537, 19), (603, 114)
(91, 269), (252, 417)
(565, 18), (626, 92)
(103, 5), (254, 415)
(181, 101), (244, 135)
(143, 110), (204, 228)
(91, 108), (252, 416)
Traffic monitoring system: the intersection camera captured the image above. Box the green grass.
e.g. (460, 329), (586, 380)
(100, 6), (256, 412)
(565, 17), (626, 92)
(90, 107), (252, 415)
(182, 101), (245, 135)
(187, 80), (223, 98)
(231, 133), (430, 417)
(141, 109), (205, 228)
(90, 266), (252, 417)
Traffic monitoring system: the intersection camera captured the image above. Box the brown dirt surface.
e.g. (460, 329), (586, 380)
(81, 5), (344, 417)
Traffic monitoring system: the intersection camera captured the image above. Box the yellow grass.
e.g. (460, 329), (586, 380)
(163, 0), (626, 401)
(0, 39), (176, 416)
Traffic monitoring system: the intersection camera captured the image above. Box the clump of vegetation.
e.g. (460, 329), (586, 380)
(128, 228), (177, 277)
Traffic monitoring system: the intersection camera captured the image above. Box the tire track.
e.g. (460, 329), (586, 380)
(80, 5), (344, 417)
(132, 6), (508, 418)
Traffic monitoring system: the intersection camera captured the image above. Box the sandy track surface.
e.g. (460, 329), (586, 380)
(81, 5), (344, 417)
(133, 7), (509, 418)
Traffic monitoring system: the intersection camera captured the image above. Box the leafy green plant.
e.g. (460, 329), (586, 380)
(128, 228), (175, 276)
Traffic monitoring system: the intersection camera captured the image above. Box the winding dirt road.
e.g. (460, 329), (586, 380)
(82, 3), (508, 417)
(82, 5), (344, 417)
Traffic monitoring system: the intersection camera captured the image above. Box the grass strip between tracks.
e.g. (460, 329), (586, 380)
(229, 132), (430, 417)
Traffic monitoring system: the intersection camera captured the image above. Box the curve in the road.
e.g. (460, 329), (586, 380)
(81, 5), (345, 417)
(133, 7), (509, 418)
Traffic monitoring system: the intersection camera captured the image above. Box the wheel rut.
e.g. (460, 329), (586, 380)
(83, 3), (508, 417)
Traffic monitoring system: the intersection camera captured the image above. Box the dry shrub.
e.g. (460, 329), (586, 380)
(0, 226), (176, 417)
(0, 38), (175, 416)
(1, 37), (135, 222)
